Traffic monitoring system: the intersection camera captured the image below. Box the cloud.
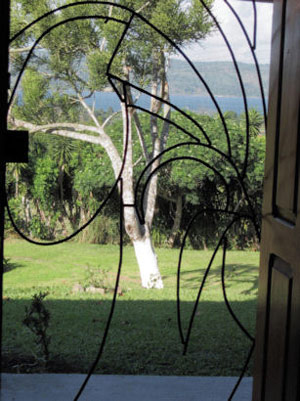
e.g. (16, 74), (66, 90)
(177, 0), (273, 64)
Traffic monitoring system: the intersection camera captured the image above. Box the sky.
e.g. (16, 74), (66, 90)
(177, 0), (274, 64)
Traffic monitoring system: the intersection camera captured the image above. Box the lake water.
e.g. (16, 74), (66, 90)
(89, 92), (266, 115)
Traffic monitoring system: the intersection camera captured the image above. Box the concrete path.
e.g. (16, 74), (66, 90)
(1, 374), (252, 401)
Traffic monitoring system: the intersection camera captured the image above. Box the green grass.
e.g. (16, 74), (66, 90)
(3, 239), (259, 376)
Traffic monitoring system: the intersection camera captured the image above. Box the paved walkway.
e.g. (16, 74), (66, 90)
(1, 374), (252, 401)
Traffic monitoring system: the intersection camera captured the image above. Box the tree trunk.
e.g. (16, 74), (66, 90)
(168, 194), (182, 248)
(22, 196), (32, 235)
(58, 165), (65, 205)
(15, 173), (19, 198)
(132, 233), (163, 289)
(120, 99), (163, 289)
(202, 238), (208, 251)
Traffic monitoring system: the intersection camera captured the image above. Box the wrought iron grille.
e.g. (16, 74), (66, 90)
(1, 1), (269, 400)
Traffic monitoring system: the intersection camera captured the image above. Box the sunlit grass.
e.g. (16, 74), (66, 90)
(3, 239), (259, 376)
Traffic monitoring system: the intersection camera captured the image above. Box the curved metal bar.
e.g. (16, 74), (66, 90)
(177, 211), (257, 400)
(133, 140), (260, 239)
(221, 238), (254, 341)
(200, 0), (250, 179)
(7, 14), (133, 246)
(10, 0), (234, 155)
(10, 0), (233, 159)
(6, 2), (265, 400)
(73, 85), (132, 399)
(129, 104), (202, 143)
(228, 342), (255, 400)
(6, 178), (119, 245)
(224, 0), (267, 129)
(72, 95), (133, 400)
(73, 178), (125, 401)
(107, 75), (210, 145)
(138, 155), (231, 225)
(9, 1), (133, 43)
(175, 208), (250, 344)
(106, 13), (135, 102)
(8, 14), (128, 109)
(220, 237), (256, 400)
(251, 0), (258, 51)
(7, 95), (130, 398)
(178, 212), (256, 355)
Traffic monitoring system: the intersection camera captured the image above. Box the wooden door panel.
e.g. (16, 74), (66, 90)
(264, 256), (293, 401)
(274, 0), (300, 223)
(252, 0), (300, 399)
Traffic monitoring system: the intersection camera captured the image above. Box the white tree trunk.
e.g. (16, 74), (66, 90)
(133, 236), (163, 289)
(11, 88), (166, 289)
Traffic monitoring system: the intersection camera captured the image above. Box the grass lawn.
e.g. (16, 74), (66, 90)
(3, 238), (259, 376)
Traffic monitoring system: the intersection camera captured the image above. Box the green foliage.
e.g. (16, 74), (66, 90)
(6, 109), (265, 248)
(23, 292), (51, 365)
(151, 227), (169, 248)
(11, 0), (213, 97)
(78, 214), (121, 245)
(81, 264), (110, 291)
(153, 110), (265, 249)
(14, 69), (50, 123)
(72, 144), (115, 200)
(87, 51), (112, 91)
(32, 156), (59, 207)
(5, 197), (26, 232)
(240, 108), (265, 137)
(28, 215), (57, 240)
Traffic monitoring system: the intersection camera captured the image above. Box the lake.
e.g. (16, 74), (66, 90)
(88, 92), (266, 115)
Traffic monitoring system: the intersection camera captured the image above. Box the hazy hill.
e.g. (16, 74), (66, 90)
(167, 59), (269, 98)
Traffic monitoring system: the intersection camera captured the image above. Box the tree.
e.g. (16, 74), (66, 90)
(9, 0), (213, 288)
(240, 108), (264, 137)
(150, 110), (265, 249)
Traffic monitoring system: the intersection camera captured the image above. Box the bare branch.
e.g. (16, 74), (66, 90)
(43, 129), (103, 145)
(133, 155), (143, 167)
(40, 71), (57, 79)
(101, 111), (121, 129)
(159, 189), (175, 203)
(133, 91), (142, 104)
(160, 80), (171, 151)
(77, 93), (101, 129)
(145, 52), (170, 227)
(100, 2), (114, 51)
(123, 83), (150, 162)
(132, 110), (150, 162)
(8, 88), (19, 118)
(9, 117), (102, 135)
(10, 45), (42, 54)
(136, 1), (151, 14)
(9, 116), (123, 178)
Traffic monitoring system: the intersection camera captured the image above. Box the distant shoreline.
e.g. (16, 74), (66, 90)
(89, 92), (267, 115)
(169, 93), (266, 99)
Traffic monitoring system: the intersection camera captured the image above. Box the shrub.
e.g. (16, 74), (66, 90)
(23, 292), (51, 366)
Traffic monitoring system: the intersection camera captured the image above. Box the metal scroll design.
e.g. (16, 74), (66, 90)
(6, 1), (267, 400)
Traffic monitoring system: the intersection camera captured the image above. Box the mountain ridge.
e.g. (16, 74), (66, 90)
(167, 59), (270, 98)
